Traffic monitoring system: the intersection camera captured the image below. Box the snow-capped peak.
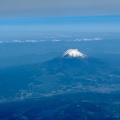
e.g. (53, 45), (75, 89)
(63, 49), (87, 58)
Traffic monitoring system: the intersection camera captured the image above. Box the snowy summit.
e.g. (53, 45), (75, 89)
(63, 49), (87, 58)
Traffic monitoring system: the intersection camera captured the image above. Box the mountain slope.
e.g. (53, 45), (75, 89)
(0, 49), (116, 101)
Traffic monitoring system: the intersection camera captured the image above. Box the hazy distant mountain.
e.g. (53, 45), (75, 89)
(44, 49), (105, 73)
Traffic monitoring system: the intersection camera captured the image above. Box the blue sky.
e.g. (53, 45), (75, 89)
(0, 16), (120, 32)
(0, 0), (120, 40)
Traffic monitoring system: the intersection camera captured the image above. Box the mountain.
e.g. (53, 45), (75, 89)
(44, 49), (105, 71)
(0, 49), (120, 120)
(62, 49), (87, 58)
(0, 49), (111, 100)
